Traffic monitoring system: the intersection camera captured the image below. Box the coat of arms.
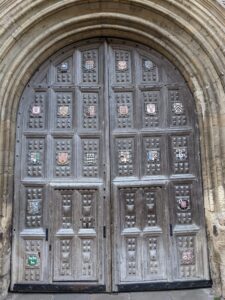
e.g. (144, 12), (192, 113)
(146, 103), (157, 115)
(27, 255), (39, 267)
(86, 105), (96, 117)
(84, 152), (96, 165)
(30, 152), (41, 164)
(27, 200), (40, 215)
(178, 198), (189, 210)
(175, 148), (187, 161)
(32, 105), (41, 115)
(147, 150), (159, 162)
(60, 62), (68, 72)
(118, 105), (129, 116)
(58, 105), (69, 117)
(173, 102), (184, 115)
(144, 59), (154, 70)
(181, 249), (194, 265)
(57, 152), (69, 165)
(117, 60), (128, 71)
(119, 151), (131, 164)
(84, 59), (95, 71)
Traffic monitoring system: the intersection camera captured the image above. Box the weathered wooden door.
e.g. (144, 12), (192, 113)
(12, 39), (210, 292)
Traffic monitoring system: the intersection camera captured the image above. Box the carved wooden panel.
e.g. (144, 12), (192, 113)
(55, 57), (73, 84)
(115, 137), (135, 177)
(142, 136), (162, 176)
(81, 49), (98, 83)
(142, 90), (160, 128)
(169, 89), (188, 127)
(79, 238), (97, 279)
(25, 187), (43, 228)
(27, 92), (46, 130)
(55, 92), (73, 129)
(54, 139), (72, 177)
(174, 184), (192, 225)
(114, 92), (134, 129)
(26, 138), (45, 177)
(176, 235), (197, 279)
(23, 239), (43, 282)
(171, 135), (190, 174)
(81, 139), (100, 178)
(82, 93), (99, 130)
(114, 50), (132, 84)
(141, 57), (159, 82)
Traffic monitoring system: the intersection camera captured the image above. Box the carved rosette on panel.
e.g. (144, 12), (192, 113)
(147, 238), (159, 275)
(27, 92), (46, 129)
(175, 184), (192, 224)
(142, 91), (160, 128)
(26, 188), (43, 228)
(82, 139), (99, 177)
(143, 188), (157, 227)
(171, 136), (189, 174)
(56, 92), (72, 129)
(143, 137), (161, 176)
(115, 92), (133, 128)
(79, 190), (96, 229)
(116, 138), (135, 176)
(24, 240), (42, 281)
(142, 58), (158, 82)
(82, 49), (98, 83)
(115, 50), (132, 83)
(82, 93), (99, 129)
(126, 238), (137, 276)
(54, 139), (72, 177)
(177, 236), (196, 278)
(169, 90), (187, 126)
(56, 58), (73, 83)
(27, 138), (45, 177)
(59, 239), (72, 276)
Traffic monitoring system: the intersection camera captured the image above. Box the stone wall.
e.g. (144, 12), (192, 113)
(0, 0), (225, 298)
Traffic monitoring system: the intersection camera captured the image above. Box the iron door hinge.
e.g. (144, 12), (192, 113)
(169, 224), (173, 237)
(45, 228), (48, 241)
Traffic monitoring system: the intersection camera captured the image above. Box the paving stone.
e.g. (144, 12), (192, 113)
(130, 291), (172, 300)
(91, 293), (130, 300)
(5, 289), (215, 300)
(170, 289), (214, 300)
(6, 294), (53, 300)
(54, 294), (90, 300)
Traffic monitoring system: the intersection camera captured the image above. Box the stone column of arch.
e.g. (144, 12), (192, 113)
(0, 0), (225, 297)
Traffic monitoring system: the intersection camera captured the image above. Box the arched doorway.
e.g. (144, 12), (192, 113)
(11, 39), (210, 292)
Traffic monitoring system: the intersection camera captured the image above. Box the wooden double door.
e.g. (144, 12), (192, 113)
(12, 39), (210, 292)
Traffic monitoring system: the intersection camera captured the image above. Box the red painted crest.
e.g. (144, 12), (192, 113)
(57, 152), (69, 165)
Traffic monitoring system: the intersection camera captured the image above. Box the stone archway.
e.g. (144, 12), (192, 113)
(0, 0), (225, 298)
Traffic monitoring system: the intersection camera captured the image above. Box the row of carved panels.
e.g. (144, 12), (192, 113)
(37, 49), (161, 85)
(118, 185), (196, 229)
(21, 135), (194, 178)
(20, 236), (99, 282)
(20, 234), (199, 283)
(25, 90), (190, 130)
(120, 234), (200, 282)
(20, 184), (196, 230)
